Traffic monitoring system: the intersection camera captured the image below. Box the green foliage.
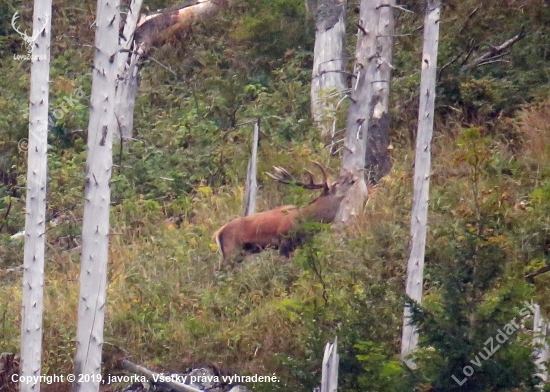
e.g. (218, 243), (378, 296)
(354, 340), (405, 392)
(394, 0), (550, 131)
(409, 128), (540, 391)
(230, 0), (310, 59)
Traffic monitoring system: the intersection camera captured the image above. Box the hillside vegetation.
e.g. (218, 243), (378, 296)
(1, 0), (550, 391)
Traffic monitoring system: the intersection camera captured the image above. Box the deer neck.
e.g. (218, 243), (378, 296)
(300, 194), (344, 223)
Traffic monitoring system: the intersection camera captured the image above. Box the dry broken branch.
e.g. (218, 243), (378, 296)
(458, 7), (479, 35)
(438, 49), (464, 81)
(134, 0), (229, 53)
(461, 28), (526, 72)
(526, 265), (550, 283)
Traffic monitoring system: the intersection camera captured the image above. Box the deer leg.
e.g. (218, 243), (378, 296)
(243, 243), (264, 255)
(279, 238), (295, 258)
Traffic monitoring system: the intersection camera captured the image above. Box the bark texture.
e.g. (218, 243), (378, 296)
(320, 337), (339, 392)
(401, 0), (440, 368)
(311, 0), (346, 139)
(72, 0), (120, 390)
(243, 120), (259, 216)
(20, 2), (52, 391)
(364, 0), (395, 184)
(114, 0), (143, 139)
(336, 0), (380, 223)
(533, 304), (549, 384)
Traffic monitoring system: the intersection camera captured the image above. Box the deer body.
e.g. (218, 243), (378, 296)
(213, 164), (355, 262)
(213, 205), (298, 259)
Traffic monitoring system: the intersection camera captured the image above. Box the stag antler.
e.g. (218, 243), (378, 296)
(267, 161), (329, 190)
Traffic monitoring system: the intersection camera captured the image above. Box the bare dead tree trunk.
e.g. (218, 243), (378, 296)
(364, 0), (395, 184)
(19, 2), (52, 391)
(311, 0), (347, 140)
(114, 0), (143, 139)
(72, 0), (120, 390)
(243, 119), (260, 216)
(533, 304), (549, 385)
(319, 337), (339, 392)
(335, 0), (381, 224)
(401, 0), (441, 368)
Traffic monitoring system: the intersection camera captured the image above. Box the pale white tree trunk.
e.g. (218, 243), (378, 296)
(72, 0), (120, 390)
(319, 337), (339, 392)
(364, 0), (395, 184)
(401, 0), (441, 368)
(243, 119), (259, 216)
(533, 304), (549, 385)
(335, 0), (381, 224)
(114, 0), (143, 139)
(20, 2), (52, 391)
(310, 0), (347, 140)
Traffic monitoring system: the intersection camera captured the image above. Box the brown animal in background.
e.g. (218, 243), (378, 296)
(212, 163), (355, 265)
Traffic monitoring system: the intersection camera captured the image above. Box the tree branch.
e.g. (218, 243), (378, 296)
(458, 7), (478, 35)
(377, 3), (414, 14)
(438, 49), (464, 81)
(461, 28), (526, 72)
(525, 265), (550, 283)
(134, 0), (230, 53)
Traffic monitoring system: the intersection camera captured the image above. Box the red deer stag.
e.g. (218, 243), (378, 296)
(212, 163), (355, 265)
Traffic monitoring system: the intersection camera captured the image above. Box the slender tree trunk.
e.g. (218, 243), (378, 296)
(72, 0), (120, 390)
(336, 0), (381, 223)
(401, 0), (441, 368)
(20, 2), (52, 391)
(533, 304), (549, 384)
(243, 119), (260, 216)
(114, 0), (143, 139)
(319, 337), (339, 392)
(364, 0), (395, 184)
(311, 0), (347, 140)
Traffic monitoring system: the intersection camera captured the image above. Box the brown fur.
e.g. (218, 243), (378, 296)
(213, 172), (355, 264)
